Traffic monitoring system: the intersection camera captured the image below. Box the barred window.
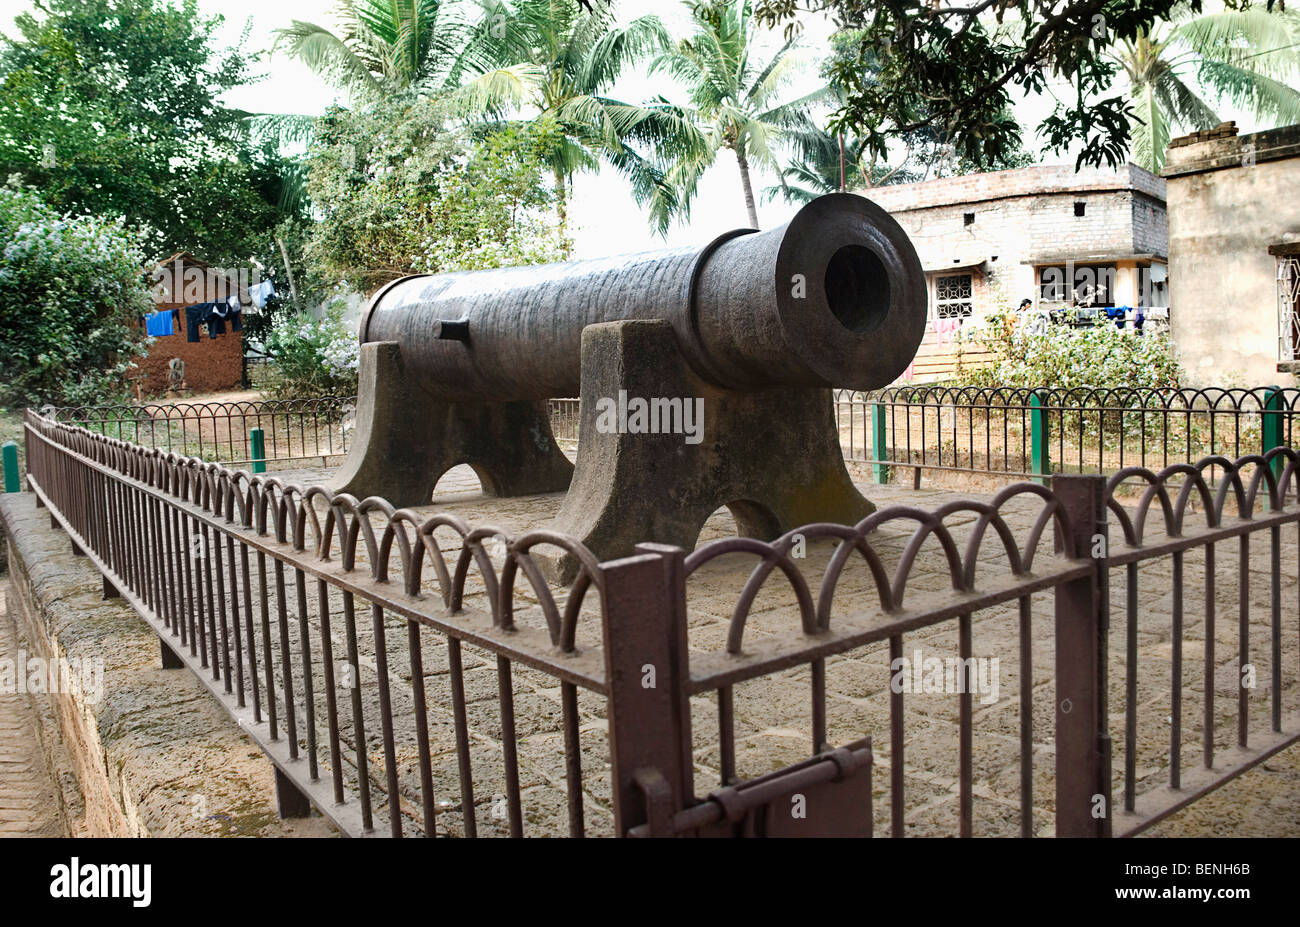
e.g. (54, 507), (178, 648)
(1280, 255), (1300, 363)
(934, 274), (973, 319)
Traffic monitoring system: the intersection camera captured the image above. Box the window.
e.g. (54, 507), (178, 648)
(934, 273), (974, 319)
(1074, 201), (1086, 217)
(963, 212), (975, 226)
(1279, 254), (1300, 363)
(1038, 263), (1116, 307)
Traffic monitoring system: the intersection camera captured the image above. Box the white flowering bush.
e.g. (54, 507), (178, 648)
(0, 181), (149, 407)
(954, 310), (1188, 446)
(958, 310), (1183, 392)
(263, 303), (359, 399)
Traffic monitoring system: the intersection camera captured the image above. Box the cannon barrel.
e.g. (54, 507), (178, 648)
(359, 193), (926, 402)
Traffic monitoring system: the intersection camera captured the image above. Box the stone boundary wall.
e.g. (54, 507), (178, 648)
(0, 493), (334, 838)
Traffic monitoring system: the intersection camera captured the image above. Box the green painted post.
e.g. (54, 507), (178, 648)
(1030, 391), (1050, 485)
(1262, 386), (1285, 481)
(871, 401), (890, 485)
(2, 441), (18, 493)
(250, 427), (266, 474)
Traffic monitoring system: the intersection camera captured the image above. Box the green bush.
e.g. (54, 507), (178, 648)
(953, 310), (1188, 450)
(263, 304), (359, 400)
(957, 311), (1183, 391)
(0, 181), (148, 407)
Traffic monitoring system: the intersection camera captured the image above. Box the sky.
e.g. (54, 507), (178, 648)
(0, 0), (1269, 260)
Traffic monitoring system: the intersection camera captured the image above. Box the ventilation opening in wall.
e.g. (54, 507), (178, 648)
(963, 212), (975, 226)
(1074, 201), (1086, 217)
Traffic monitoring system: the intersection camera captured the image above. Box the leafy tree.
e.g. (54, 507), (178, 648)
(0, 182), (149, 407)
(454, 0), (703, 236)
(753, 0), (1292, 171)
(0, 0), (300, 265)
(765, 27), (1035, 205)
(303, 93), (569, 293)
(263, 304), (360, 400)
(1112, 4), (1300, 172)
(651, 0), (828, 228)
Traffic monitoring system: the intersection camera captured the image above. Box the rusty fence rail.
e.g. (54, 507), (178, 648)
(19, 408), (1300, 837)
(838, 385), (1299, 485)
(48, 397), (355, 467)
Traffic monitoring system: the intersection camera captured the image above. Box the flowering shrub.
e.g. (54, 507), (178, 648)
(954, 310), (1187, 447)
(263, 303), (359, 400)
(957, 311), (1183, 391)
(0, 181), (149, 407)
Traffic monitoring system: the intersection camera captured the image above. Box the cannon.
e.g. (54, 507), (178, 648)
(331, 193), (927, 577)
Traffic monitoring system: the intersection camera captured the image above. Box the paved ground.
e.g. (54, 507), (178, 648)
(231, 463), (1300, 838)
(6, 455), (1297, 838)
(0, 595), (66, 837)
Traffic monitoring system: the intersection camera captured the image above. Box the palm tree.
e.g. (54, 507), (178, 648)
(274, 0), (489, 101)
(452, 0), (705, 236)
(650, 0), (828, 229)
(1111, 4), (1300, 173)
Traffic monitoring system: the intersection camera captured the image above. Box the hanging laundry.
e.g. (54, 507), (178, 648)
(145, 309), (174, 337)
(248, 279), (276, 309)
(184, 302), (226, 341)
(226, 295), (243, 332)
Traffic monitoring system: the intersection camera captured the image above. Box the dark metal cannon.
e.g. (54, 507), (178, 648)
(331, 193), (927, 577)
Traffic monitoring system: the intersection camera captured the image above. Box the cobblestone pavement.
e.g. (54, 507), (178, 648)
(0, 595), (66, 837)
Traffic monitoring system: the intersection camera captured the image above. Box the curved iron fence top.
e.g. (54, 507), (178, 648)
(47, 396), (359, 421)
(853, 384), (1300, 410)
(24, 408), (605, 653)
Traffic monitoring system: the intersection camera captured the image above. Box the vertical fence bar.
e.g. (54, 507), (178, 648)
(1263, 386), (1284, 483)
(1051, 473), (1109, 837)
(871, 401), (890, 485)
(250, 427), (266, 474)
(600, 544), (693, 837)
(1031, 390), (1050, 485)
(2, 441), (18, 492)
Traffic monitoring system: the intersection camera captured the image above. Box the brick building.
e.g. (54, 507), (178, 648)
(861, 163), (1169, 382)
(131, 252), (244, 396)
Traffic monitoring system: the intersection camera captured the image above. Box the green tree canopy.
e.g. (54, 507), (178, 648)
(0, 182), (149, 407)
(0, 0), (304, 265)
(304, 93), (569, 293)
(1113, 4), (1300, 172)
(754, 0), (1294, 171)
(650, 0), (828, 229)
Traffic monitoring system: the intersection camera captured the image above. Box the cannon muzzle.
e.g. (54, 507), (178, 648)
(360, 192), (925, 401)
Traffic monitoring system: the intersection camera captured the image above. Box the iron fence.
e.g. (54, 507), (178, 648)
(18, 409), (1300, 837)
(838, 385), (1299, 486)
(48, 398), (355, 467)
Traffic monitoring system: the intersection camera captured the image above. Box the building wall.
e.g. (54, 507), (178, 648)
(1164, 124), (1300, 387)
(133, 321), (242, 395)
(132, 254), (245, 395)
(861, 163), (1167, 381)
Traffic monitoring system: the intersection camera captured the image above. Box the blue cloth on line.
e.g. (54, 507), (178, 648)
(145, 309), (174, 336)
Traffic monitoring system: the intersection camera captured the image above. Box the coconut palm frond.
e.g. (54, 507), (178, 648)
(449, 63), (547, 118)
(273, 20), (384, 96)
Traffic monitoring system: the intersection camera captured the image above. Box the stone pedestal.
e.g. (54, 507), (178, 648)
(328, 342), (574, 505)
(542, 320), (873, 581)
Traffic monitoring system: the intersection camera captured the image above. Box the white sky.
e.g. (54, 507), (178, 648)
(0, 0), (1268, 259)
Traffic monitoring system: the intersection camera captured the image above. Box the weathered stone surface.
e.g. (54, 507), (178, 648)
(328, 341), (574, 506)
(0, 594), (66, 837)
(0, 493), (335, 837)
(545, 320), (873, 580)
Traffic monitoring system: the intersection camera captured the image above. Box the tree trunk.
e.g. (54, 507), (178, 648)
(735, 148), (759, 229)
(553, 165), (569, 243)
